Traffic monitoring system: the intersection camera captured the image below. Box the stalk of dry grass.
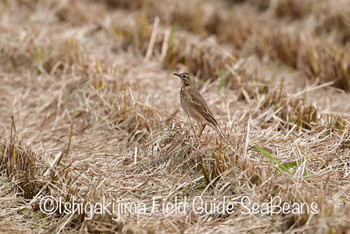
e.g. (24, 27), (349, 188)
(109, 0), (350, 90)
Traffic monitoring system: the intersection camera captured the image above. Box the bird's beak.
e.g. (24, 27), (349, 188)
(173, 73), (181, 78)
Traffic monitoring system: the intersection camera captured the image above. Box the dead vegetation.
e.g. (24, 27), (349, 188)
(1, 0), (350, 233)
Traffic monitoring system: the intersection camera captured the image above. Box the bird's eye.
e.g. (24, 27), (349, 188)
(181, 74), (186, 79)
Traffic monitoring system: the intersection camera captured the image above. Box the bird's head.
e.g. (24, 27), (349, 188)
(173, 72), (196, 86)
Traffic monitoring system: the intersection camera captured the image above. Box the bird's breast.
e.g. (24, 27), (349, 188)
(180, 86), (186, 111)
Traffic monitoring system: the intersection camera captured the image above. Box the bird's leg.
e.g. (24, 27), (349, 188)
(197, 123), (206, 138)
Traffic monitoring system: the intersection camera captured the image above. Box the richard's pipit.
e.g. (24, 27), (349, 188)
(173, 72), (225, 138)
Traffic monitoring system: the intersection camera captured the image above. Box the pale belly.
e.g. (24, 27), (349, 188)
(180, 88), (206, 123)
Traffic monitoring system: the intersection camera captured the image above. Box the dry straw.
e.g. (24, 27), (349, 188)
(0, 0), (350, 233)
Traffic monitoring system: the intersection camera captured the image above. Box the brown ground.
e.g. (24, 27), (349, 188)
(1, 0), (350, 233)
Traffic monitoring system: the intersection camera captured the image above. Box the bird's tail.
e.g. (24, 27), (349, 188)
(217, 126), (225, 139)
(210, 123), (225, 139)
(212, 124), (237, 153)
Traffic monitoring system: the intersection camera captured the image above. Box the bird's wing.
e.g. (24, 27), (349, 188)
(187, 87), (219, 127)
(186, 88), (225, 138)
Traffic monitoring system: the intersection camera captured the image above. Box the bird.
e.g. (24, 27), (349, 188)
(173, 72), (225, 138)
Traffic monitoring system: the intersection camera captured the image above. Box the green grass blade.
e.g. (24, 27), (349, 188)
(281, 160), (298, 169)
(218, 69), (225, 92)
(255, 146), (291, 174)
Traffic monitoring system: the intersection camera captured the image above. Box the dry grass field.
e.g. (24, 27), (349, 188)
(1, 0), (350, 233)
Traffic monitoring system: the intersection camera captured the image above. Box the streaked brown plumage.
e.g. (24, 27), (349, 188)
(173, 72), (225, 138)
